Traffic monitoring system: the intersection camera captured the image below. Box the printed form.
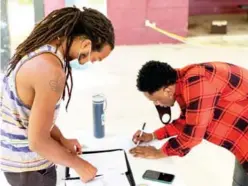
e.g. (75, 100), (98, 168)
(66, 150), (130, 186)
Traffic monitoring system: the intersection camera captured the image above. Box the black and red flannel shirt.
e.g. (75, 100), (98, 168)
(154, 62), (248, 172)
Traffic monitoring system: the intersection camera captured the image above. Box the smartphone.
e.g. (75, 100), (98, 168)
(142, 169), (175, 184)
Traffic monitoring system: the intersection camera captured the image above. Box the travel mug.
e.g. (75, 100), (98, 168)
(92, 94), (107, 138)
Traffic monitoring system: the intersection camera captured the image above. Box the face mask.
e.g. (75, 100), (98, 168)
(155, 105), (171, 125)
(70, 59), (93, 70)
(70, 48), (92, 70)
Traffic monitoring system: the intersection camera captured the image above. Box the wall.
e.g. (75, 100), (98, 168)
(44, 0), (64, 16)
(43, 0), (189, 45)
(107, 0), (189, 45)
(189, 0), (248, 15)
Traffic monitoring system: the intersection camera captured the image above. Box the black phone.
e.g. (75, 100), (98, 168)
(142, 170), (175, 184)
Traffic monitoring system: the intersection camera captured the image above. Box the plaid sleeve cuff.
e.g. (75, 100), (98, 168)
(161, 142), (181, 157)
(153, 123), (180, 140)
(153, 127), (168, 140)
(160, 138), (191, 157)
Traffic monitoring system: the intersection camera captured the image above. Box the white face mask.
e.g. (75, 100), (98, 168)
(70, 48), (92, 70)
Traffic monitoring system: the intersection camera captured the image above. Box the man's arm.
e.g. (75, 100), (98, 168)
(28, 59), (82, 168)
(160, 75), (219, 157)
(51, 125), (64, 143)
(51, 125), (82, 154)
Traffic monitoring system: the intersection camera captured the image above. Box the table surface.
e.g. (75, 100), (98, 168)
(58, 130), (187, 186)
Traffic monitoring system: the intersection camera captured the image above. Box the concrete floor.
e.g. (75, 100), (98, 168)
(61, 43), (246, 186)
(1, 20), (248, 186)
(57, 43), (247, 186)
(49, 43), (248, 186)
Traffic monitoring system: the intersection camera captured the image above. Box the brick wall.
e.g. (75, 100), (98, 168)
(189, 0), (248, 15)
(107, 0), (189, 45)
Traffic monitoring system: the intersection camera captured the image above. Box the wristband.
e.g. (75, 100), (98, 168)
(152, 132), (156, 140)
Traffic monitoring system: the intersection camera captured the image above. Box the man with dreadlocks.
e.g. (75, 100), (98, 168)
(0, 6), (115, 186)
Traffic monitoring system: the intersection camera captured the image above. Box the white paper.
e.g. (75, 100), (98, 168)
(64, 176), (104, 186)
(65, 173), (130, 186)
(100, 173), (130, 186)
(70, 150), (128, 177)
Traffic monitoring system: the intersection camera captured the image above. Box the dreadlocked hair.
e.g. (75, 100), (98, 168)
(6, 6), (115, 111)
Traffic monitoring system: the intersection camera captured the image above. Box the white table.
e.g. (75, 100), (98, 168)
(57, 130), (187, 186)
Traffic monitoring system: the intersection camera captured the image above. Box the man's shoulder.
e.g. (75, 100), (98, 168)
(178, 63), (206, 80)
(31, 52), (64, 70)
(21, 53), (66, 88)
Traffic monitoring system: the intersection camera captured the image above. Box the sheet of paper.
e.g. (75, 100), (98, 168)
(70, 150), (128, 177)
(101, 173), (130, 186)
(65, 173), (130, 186)
(80, 136), (136, 152)
(64, 176), (103, 186)
(64, 178), (103, 186)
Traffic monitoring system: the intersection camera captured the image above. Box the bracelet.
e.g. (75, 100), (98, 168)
(152, 132), (156, 140)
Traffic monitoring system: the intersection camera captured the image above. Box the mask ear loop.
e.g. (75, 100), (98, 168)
(77, 49), (82, 62)
(88, 47), (92, 63)
(78, 37), (92, 63)
(77, 38), (84, 62)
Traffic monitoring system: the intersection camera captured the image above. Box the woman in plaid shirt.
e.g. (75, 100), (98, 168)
(130, 60), (248, 186)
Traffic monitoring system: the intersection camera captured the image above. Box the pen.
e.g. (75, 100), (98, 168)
(64, 174), (103, 180)
(136, 122), (146, 146)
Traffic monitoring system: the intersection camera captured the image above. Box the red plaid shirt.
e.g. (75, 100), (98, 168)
(154, 62), (248, 172)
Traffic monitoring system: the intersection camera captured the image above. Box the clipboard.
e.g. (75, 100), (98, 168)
(65, 149), (136, 186)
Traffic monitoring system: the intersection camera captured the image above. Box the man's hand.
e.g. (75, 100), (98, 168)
(132, 130), (154, 145)
(129, 146), (167, 159)
(60, 137), (82, 155)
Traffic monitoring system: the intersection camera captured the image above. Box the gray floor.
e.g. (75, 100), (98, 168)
(57, 43), (247, 186)
(1, 42), (248, 186)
